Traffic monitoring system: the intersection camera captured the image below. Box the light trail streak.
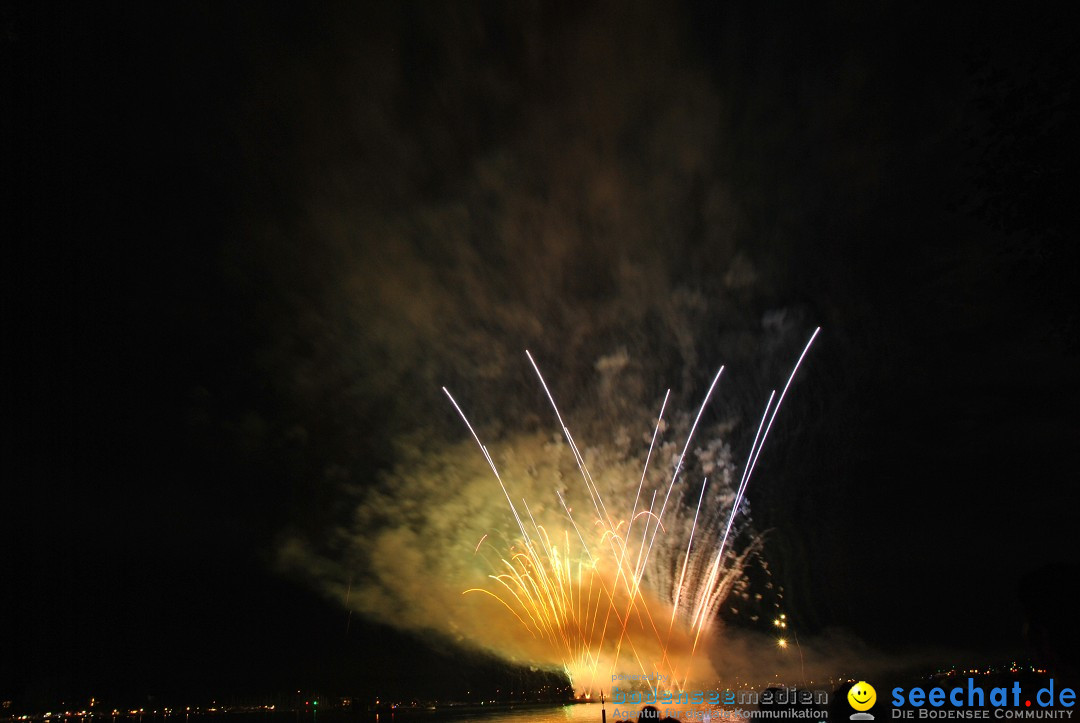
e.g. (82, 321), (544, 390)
(450, 329), (821, 694)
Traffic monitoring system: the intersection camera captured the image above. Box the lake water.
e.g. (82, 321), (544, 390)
(385, 703), (605, 722)
(371, 702), (726, 722)
(51, 703), (729, 723)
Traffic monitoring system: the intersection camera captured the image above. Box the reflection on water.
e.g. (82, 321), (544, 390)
(368, 703), (608, 723)
(440, 703), (605, 722)
(383, 702), (714, 722)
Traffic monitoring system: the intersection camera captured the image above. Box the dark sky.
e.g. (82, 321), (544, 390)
(4, 0), (1079, 707)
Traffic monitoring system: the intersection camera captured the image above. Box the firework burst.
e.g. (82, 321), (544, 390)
(443, 328), (820, 695)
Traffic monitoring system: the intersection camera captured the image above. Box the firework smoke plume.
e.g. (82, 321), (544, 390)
(251, 1), (828, 694)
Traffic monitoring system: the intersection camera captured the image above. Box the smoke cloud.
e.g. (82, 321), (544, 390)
(225, 0), (840, 689)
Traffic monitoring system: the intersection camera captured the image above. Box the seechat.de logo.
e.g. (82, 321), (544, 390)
(891, 677), (1076, 718)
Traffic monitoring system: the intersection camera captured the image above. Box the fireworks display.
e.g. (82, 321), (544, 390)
(12, 0), (1080, 710)
(315, 326), (812, 691)
(444, 330), (817, 694)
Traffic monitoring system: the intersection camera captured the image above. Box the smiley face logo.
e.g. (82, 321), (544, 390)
(848, 681), (877, 712)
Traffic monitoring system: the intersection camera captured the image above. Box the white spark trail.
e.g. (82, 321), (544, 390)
(691, 326), (821, 641)
(623, 390), (671, 552)
(639, 365), (724, 580)
(670, 475), (709, 628)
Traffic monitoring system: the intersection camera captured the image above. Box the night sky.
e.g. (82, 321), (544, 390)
(4, 0), (1079, 708)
